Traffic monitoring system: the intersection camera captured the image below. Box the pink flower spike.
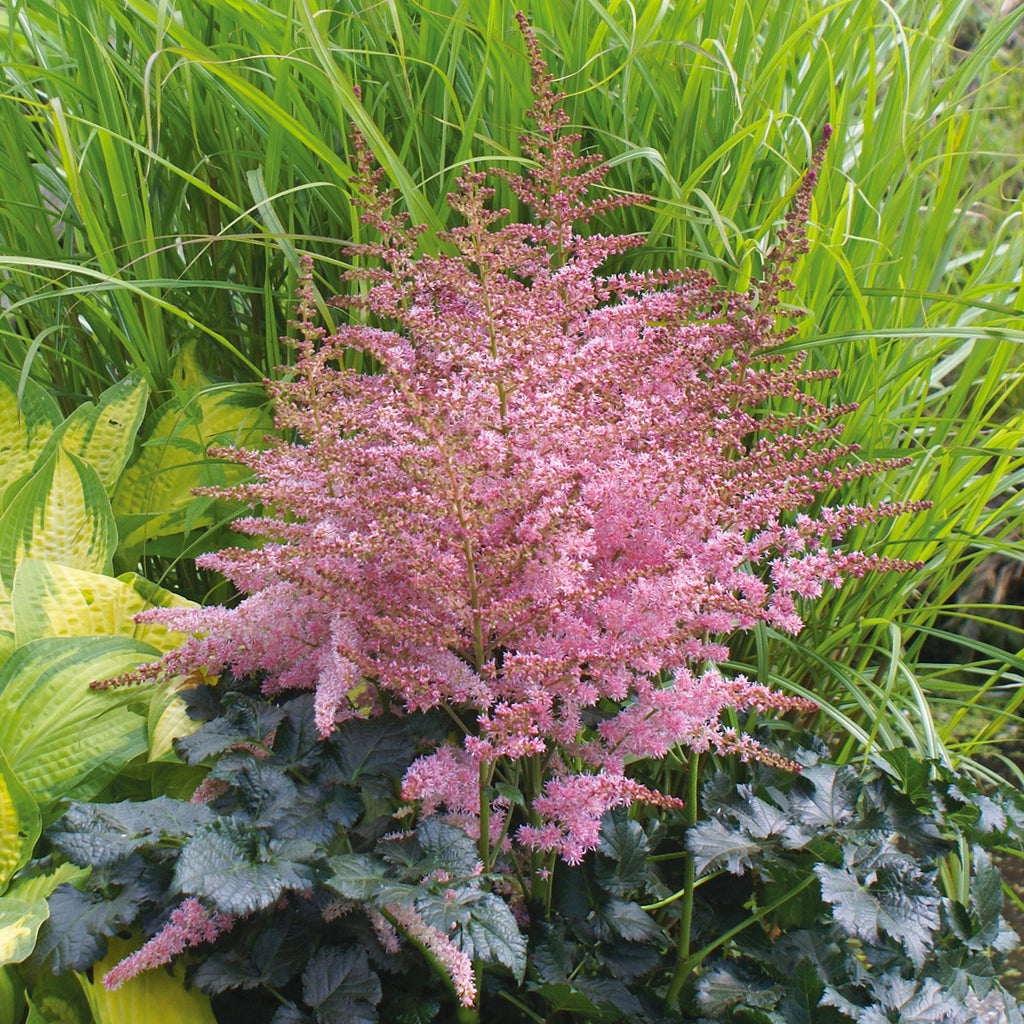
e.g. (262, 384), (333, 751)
(102, 898), (233, 990)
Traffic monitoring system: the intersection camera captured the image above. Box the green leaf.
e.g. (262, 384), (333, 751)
(35, 375), (148, 494)
(0, 896), (48, 967)
(0, 637), (151, 808)
(326, 855), (387, 902)
(48, 797), (210, 868)
(0, 447), (117, 590)
(0, 746), (40, 888)
(0, 365), (62, 512)
(172, 822), (317, 916)
(301, 947), (381, 1024)
(11, 558), (194, 651)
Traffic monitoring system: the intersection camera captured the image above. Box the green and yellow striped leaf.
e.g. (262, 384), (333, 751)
(113, 345), (271, 557)
(0, 366), (62, 518)
(0, 447), (117, 591)
(0, 897), (47, 968)
(0, 637), (152, 808)
(11, 558), (193, 652)
(35, 375), (149, 494)
(0, 747), (39, 890)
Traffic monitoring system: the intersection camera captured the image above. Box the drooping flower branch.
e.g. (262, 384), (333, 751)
(109, 17), (924, 874)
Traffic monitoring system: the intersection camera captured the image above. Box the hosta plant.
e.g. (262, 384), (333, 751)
(38, 16), (1012, 1024)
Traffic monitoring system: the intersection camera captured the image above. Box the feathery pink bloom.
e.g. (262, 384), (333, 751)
(102, 898), (233, 989)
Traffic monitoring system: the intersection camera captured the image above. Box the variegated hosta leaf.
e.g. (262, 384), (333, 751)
(0, 637), (152, 808)
(11, 558), (193, 652)
(0, 746), (39, 890)
(148, 677), (202, 762)
(0, 364), (62, 514)
(112, 344), (272, 556)
(0, 447), (117, 591)
(0, 896), (48, 968)
(35, 375), (148, 495)
(77, 934), (217, 1024)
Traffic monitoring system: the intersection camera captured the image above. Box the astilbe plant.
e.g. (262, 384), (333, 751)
(94, 16), (926, 1015)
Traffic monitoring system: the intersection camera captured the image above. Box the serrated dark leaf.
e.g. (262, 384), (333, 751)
(332, 716), (413, 782)
(968, 848), (1010, 948)
(860, 975), (968, 1024)
(173, 822), (318, 915)
(194, 912), (316, 993)
(415, 818), (480, 877)
(688, 817), (764, 876)
(529, 983), (621, 1024)
(814, 864), (940, 967)
(302, 947), (381, 1024)
(327, 854), (387, 901)
(814, 865), (880, 945)
(597, 940), (661, 982)
(465, 893), (527, 980)
(270, 1004), (310, 1024)
(697, 961), (782, 1016)
(392, 996), (441, 1024)
(601, 900), (661, 944)
(35, 883), (138, 973)
(873, 866), (941, 967)
(48, 797), (210, 867)
(575, 975), (644, 1017)
(596, 810), (651, 896)
(791, 765), (859, 830)
(174, 696), (287, 765)
(531, 928), (575, 983)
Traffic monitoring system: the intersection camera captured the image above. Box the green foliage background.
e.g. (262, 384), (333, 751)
(0, 0), (1022, 1019)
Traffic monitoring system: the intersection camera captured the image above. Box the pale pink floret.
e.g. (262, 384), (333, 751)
(385, 902), (476, 1007)
(102, 898), (233, 990)
(518, 772), (683, 865)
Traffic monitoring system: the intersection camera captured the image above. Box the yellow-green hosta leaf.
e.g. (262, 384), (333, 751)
(0, 447), (117, 591)
(148, 678), (202, 762)
(35, 376), (148, 495)
(0, 897), (47, 968)
(0, 964), (24, 1023)
(112, 346), (271, 556)
(0, 365), (62, 514)
(7, 861), (88, 906)
(25, 971), (91, 1024)
(77, 934), (217, 1024)
(0, 637), (152, 808)
(11, 559), (193, 652)
(0, 747), (39, 890)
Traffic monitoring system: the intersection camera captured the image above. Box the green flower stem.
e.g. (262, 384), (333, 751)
(673, 874), (818, 984)
(665, 751), (701, 1009)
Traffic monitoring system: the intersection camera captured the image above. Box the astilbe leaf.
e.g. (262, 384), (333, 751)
(48, 797), (211, 867)
(301, 947), (382, 1024)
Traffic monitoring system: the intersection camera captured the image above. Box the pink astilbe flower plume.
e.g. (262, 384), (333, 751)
(109, 18), (926, 866)
(102, 898), (233, 989)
